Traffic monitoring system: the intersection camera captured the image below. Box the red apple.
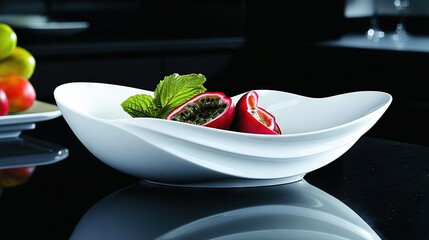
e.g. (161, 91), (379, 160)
(0, 166), (36, 187)
(0, 86), (9, 115)
(0, 75), (36, 113)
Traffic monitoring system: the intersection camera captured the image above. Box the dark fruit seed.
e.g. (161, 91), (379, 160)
(167, 93), (233, 129)
(189, 103), (198, 115)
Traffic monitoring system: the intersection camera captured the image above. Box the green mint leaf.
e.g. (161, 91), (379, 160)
(120, 73), (207, 119)
(121, 94), (159, 118)
(153, 73), (207, 118)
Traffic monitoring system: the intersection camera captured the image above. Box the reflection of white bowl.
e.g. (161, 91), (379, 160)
(54, 82), (392, 188)
(70, 180), (381, 240)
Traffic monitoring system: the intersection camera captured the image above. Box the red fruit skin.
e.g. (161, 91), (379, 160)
(0, 86), (9, 115)
(235, 90), (281, 134)
(166, 91), (235, 130)
(0, 166), (36, 187)
(0, 75), (36, 113)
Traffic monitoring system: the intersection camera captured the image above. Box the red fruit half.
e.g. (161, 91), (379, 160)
(0, 86), (8, 116)
(166, 91), (235, 130)
(235, 90), (281, 134)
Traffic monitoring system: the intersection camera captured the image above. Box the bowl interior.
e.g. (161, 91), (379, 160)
(243, 90), (392, 134)
(55, 82), (392, 135)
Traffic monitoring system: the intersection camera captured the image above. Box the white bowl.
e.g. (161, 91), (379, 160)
(53, 82), (392, 188)
(70, 180), (381, 240)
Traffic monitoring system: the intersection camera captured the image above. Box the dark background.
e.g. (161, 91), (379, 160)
(1, 2), (429, 239)
(1, 0), (427, 146)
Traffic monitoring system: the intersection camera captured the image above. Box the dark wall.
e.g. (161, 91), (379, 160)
(206, 0), (347, 96)
(11, 0), (346, 91)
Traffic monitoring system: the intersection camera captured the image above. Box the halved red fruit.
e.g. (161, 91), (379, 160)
(235, 90), (281, 134)
(166, 91), (235, 130)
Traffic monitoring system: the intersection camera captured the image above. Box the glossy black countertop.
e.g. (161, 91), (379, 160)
(0, 117), (428, 239)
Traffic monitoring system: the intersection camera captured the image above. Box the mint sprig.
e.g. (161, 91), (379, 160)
(121, 73), (207, 118)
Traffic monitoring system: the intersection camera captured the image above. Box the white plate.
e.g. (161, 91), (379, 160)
(54, 82), (392, 188)
(0, 101), (62, 138)
(0, 14), (89, 36)
(0, 136), (69, 169)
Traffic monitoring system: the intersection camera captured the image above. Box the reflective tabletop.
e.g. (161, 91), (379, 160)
(0, 117), (428, 239)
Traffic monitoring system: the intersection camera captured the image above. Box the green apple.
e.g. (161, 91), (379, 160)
(0, 46), (36, 80)
(0, 23), (17, 60)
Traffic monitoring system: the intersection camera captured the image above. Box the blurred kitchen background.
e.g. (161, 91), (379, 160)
(1, 0), (428, 146)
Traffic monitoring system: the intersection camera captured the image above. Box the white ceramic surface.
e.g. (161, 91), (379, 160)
(54, 82), (392, 188)
(70, 180), (381, 240)
(0, 14), (89, 36)
(0, 100), (62, 138)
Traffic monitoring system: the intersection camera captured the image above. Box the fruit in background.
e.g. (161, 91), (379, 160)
(235, 90), (281, 134)
(0, 46), (36, 80)
(0, 23), (17, 60)
(0, 75), (36, 113)
(166, 91), (235, 130)
(0, 86), (9, 115)
(0, 166), (36, 187)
